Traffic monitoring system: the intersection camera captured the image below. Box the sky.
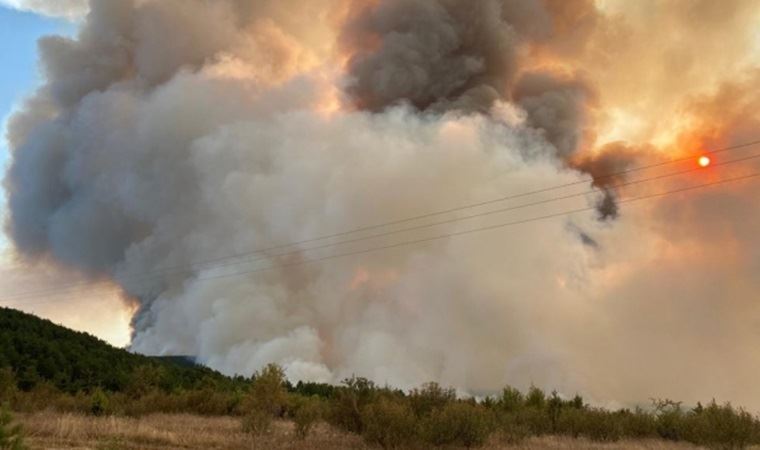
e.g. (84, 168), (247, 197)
(0, 4), (133, 347)
(2, 0), (760, 412)
(0, 6), (71, 247)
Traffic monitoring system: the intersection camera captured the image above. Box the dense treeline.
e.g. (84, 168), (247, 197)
(2, 307), (760, 449)
(0, 307), (232, 393)
(3, 364), (758, 449)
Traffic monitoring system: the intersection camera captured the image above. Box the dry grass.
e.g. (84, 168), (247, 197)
(16, 412), (707, 450)
(507, 436), (702, 449)
(18, 412), (368, 450)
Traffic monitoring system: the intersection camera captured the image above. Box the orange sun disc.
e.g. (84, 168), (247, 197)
(698, 156), (711, 167)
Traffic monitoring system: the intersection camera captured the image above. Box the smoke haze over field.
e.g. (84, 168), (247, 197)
(4, 0), (760, 410)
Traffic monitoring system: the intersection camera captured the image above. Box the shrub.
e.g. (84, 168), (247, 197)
(0, 403), (26, 450)
(409, 382), (455, 417)
(557, 408), (622, 442)
(179, 387), (236, 416)
(515, 406), (551, 435)
(246, 364), (288, 417)
(241, 364), (288, 436)
(680, 401), (760, 449)
(126, 365), (167, 398)
(616, 407), (657, 439)
(290, 395), (324, 439)
(362, 397), (418, 449)
(329, 376), (378, 433)
(90, 388), (110, 416)
(653, 399), (685, 441)
(421, 401), (495, 447)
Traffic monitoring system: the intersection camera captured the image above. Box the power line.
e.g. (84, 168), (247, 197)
(8, 136), (755, 285)
(4, 150), (759, 303)
(4, 169), (759, 308)
(122, 137), (760, 275)
(186, 170), (760, 284)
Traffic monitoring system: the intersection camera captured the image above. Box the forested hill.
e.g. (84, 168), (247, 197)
(0, 307), (234, 393)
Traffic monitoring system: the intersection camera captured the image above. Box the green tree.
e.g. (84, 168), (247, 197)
(90, 388), (110, 416)
(241, 364), (288, 435)
(329, 376), (378, 433)
(421, 402), (495, 447)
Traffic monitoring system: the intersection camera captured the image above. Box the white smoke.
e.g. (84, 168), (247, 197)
(4, 0), (760, 411)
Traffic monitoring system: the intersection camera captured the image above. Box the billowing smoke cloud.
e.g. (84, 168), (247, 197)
(5, 0), (760, 411)
(341, 0), (518, 113)
(341, 0), (626, 217)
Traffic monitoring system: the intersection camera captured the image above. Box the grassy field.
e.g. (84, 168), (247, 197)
(17, 412), (708, 450)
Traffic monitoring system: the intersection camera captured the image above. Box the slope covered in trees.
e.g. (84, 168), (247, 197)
(0, 307), (229, 393)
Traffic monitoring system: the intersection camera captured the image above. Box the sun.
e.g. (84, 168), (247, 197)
(698, 155), (711, 168)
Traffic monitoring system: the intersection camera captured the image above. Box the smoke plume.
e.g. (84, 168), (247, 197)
(5, 0), (760, 410)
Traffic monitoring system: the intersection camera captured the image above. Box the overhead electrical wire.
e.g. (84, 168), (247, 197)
(3, 167), (760, 308)
(3, 149), (760, 303)
(112, 137), (760, 274)
(2, 135), (758, 287)
(7, 136), (756, 284)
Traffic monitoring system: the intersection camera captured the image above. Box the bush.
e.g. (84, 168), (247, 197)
(680, 401), (760, 449)
(361, 397), (418, 449)
(329, 376), (378, 433)
(421, 402), (495, 447)
(125, 365), (167, 398)
(246, 364), (288, 417)
(409, 382), (455, 417)
(179, 387), (236, 416)
(557, 408), (622, 442)
(90, 388), (110, 416)
(0, 403), (26, 450)
(241, 364), (288, 435)
(653, 399), (685, 441)
(290, 395), (323, 439)
(514, 406), (551, 435)
(616, 408), (657, 439)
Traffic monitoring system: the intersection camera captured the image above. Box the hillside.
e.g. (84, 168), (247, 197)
(0, 307), (230, 393)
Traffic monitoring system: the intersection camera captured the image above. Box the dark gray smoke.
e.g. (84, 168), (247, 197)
(342, 0), (517, 113)
(342, 0), (627, 215)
